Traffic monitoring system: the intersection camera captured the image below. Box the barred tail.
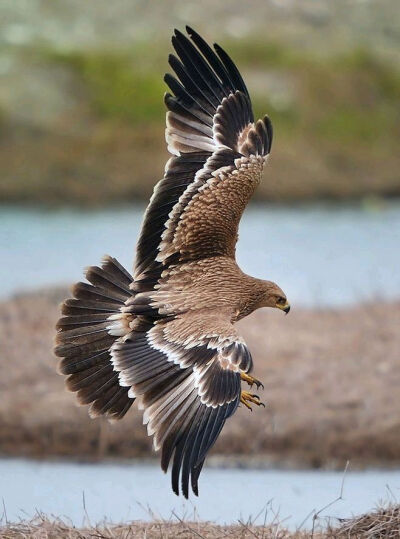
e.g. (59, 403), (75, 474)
(54, 255), (135, 420)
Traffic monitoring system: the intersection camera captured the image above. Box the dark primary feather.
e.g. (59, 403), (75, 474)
(173, 30), (224, 106)
(185, 26), (252, 103)
(185, 26), (234, 96)
(164, 28), (255, 144)
(213, 43), (251, 100)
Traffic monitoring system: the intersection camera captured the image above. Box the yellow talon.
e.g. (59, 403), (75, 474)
(240, 390), (266, 411)
(240, 372), (264, 390)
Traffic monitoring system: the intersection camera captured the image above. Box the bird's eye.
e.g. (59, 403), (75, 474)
(277, 297), (286, 305)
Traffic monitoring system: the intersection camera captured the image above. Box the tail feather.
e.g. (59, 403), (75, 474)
(71, 281), (125, 304)
(92, 387), (132, 418)
(56, 313), (114, 330)
(56, 322), (113, 343)
(55, 335), (115, 361)
(59, 349), (110, 375)
(54, 256), (135, 420)
(61, 298), (123, 314)
(85, 266), (131, 295)
(97, 256), (133, 285)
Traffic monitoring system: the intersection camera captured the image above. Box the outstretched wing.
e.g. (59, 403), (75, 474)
(111, 311), (253, 497)
(134, 26), (272, 286)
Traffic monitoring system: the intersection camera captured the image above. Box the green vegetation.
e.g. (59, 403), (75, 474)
(1, 40), (399, 205)
(43, 40), (400, 140)
(47, 48), (165, 124)
(223, 38), (309, 69)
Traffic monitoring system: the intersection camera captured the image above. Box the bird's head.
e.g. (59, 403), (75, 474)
(259, 280), (290, 314)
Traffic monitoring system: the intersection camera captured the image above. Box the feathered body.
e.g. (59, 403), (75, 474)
(54, 27), (289, 498)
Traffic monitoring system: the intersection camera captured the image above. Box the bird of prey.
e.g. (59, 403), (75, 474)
(55, 26), (290, 498)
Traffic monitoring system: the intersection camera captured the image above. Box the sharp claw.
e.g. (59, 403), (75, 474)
(241, 373), (264, 391)
(241, 390), (266, 410)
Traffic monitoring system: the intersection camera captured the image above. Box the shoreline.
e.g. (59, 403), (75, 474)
(2, 453), (400, 473)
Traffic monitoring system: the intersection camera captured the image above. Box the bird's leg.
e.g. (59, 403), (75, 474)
(240, 391), (266, 411)
(240, 372), (264, 390)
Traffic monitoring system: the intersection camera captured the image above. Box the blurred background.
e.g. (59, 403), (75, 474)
(1, 0), (399, 206)
(1, 0), (400, 532)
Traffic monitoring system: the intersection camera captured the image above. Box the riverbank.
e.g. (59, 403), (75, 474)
(1, 287), (399, 467)
(1, 505), (399, 538)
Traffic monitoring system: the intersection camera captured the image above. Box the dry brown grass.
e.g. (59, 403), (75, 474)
(0, 514), (317, 538)
(1, 288), (400, 467)
(1, 504), (400, 538)
(327, 504), (400, 538)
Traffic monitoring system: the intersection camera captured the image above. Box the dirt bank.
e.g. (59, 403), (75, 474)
(0, 288), (399, 467)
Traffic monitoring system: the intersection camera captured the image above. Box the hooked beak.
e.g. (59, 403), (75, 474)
(277, 302), (291, 315)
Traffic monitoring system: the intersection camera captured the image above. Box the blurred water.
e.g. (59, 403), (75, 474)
(1, 203), (400, 307)
(0, 459), (399, 530)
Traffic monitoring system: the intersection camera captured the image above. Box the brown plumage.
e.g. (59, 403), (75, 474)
(54, 26), (290, 498)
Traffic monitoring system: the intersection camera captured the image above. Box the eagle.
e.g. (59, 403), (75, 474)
(54, 26), (290, 498)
